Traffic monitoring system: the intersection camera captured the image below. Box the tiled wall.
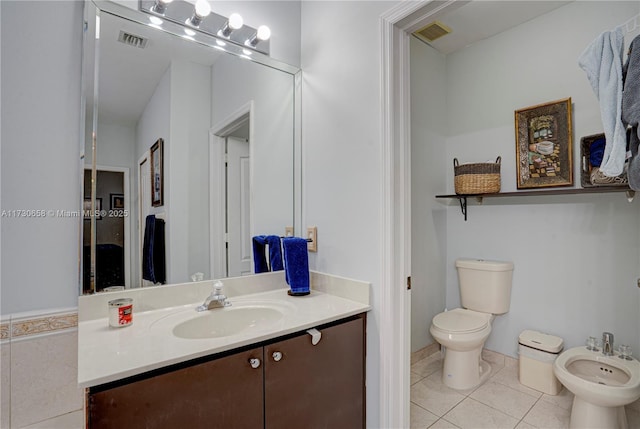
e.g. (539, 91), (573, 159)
(1, 310), (84, 428)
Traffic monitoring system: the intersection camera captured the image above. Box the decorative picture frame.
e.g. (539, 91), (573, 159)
(110, 193), (124, 210)
(515, 98), (573, 189)
(150, 138), (164, 207)
(83, 197), (102, 220)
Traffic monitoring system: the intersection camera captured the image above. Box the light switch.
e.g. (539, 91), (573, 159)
(307, 227), (317, 252)
(285, 226), (294, 237)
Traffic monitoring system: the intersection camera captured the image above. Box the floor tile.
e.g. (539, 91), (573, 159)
(412, 371), (424, 385)
(491, 365), (543, 399)
(443, 398), (519, 429)
(429, 418), (462, 428)
(514, 421), (538, 429)
(522, 398), (570, 429)
(469, 381), (538, 419)
(540, 388), (573, 411)
(412, 353), (443, 378)
(411, 374), (466, 417)
(411, 403), (439, 429)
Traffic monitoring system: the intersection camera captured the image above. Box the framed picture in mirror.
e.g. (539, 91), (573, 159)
(110, 193), (124, 210)
(515, 97), (573, 189)
(150, 138), (164, 207)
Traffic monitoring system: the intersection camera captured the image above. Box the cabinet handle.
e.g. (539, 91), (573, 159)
(249, 358), (261, 369)
(272, 351), (283, 362)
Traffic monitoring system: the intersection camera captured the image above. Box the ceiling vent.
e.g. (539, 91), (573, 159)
(117, 31), (148, 49)
(414, 21), (452, 42)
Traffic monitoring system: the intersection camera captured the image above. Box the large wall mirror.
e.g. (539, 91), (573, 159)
(81, 1), (300, 294)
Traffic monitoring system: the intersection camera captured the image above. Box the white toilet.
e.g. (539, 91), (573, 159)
(429, 259), (514, 390)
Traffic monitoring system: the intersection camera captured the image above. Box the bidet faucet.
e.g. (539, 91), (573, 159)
(602, 332), (614, 356)
(196, 281), (231, 311)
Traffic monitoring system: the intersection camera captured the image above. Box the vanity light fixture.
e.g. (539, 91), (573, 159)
(246, 25), (271, 48)
(139, 0), (271, 55)
(151, 0), (173, 15)
(218, 13), (243, 38)
(186, 0), (211, 28)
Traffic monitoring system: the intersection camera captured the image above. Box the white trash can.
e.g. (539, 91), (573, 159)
(518, 330), (564, 395)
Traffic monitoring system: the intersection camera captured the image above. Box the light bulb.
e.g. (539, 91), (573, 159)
(194, 0), (211, 18)
(228, 13), (243, 30)
(184, 28), (196, 37)
(256, 25), (271, 41)
(149, 16), (163, 25)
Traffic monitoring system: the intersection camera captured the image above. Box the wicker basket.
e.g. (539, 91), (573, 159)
(454, 157), (501, 195)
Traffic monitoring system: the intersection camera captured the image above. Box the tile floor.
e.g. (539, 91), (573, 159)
(410, 349), (640, 429)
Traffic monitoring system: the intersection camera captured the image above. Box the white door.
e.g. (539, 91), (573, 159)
(226, 136), (251, 276)
(138, 157), (153, 286)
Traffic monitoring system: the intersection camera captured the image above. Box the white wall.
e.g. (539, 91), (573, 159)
(410, 36), (448, 352)
(136, 66), (171, 284)
(409, 1), (640, 357)
(1, 1), (83, 314)
(300, 2), (396, 427)
(211, 54), (295, 236)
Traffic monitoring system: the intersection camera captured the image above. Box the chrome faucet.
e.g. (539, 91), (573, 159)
(602, 332), (614, 356)
(196, 281), (231, 311)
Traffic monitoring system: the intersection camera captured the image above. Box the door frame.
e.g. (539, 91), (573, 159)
(210, 101), (255, 279)
(379, 1), (464, 427)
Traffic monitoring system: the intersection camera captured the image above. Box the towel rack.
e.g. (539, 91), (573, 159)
(280, 236), (314, 243)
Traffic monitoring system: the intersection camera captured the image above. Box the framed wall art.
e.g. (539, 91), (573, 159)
(150, 138), (164, 207)
(514, 98), (573, 189)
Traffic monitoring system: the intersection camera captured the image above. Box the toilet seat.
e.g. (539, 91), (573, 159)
(432, 308), (491, 334)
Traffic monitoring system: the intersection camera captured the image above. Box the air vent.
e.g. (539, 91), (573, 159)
(117, 30), (148, 49)
(414, 21), (452, 42)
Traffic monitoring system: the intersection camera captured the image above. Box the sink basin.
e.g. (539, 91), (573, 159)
(566, 358), (630, 386)
(553, 346), (640, 428)
(150, 301), (294, 340)
(173, 306), (284, 339)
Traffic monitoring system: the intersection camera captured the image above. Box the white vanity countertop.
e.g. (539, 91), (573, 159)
(78, 282), (370, 388)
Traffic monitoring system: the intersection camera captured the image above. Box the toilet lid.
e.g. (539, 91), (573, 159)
(432, 308), (490, 333)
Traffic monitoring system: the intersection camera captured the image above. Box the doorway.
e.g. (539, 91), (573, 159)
(83, 167), (130, 292)
(210, 102), (254, 279)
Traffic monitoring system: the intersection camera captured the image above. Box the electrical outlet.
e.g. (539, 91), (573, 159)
(284, 226), (294, 237)
(307, 227), (317, 252)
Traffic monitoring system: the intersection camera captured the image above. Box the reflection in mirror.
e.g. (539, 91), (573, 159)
(82, 2), (299, 294)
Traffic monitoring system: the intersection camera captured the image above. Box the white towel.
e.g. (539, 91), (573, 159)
(578, 28), (627, 177)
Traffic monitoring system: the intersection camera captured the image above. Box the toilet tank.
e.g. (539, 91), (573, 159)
(456, 259), (514, 314)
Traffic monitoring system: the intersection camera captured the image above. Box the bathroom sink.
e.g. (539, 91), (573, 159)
(173, 306), (285, 339)
(566, 358), (630, 386)
(150, 301), (294, 340)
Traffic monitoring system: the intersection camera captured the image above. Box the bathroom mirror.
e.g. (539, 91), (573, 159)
(81, 1), (300, 294)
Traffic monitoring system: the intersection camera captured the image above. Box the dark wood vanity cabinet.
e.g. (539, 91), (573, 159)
(87, 314), (366, 429)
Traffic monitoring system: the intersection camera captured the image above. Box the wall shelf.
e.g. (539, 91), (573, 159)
(435, 187), (636, 221)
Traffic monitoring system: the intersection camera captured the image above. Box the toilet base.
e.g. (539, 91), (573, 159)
(570, 396), (628, 429)
(442, 347), (491, 390)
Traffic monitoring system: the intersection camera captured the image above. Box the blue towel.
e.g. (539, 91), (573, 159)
(252, 236), (269, 273)
(252, 235), (284, 273)
(282, 237), (310, 294)
(142, 215), (166, 284)
(589, 137), (606, 167)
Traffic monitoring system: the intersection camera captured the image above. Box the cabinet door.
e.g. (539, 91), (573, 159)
(264, 315), (365, 429)
(88, 347), (264, 429)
